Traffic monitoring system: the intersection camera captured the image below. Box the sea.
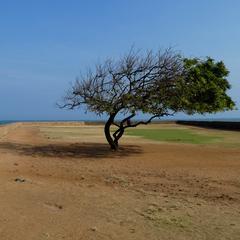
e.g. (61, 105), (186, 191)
(0, 120), (85, 125)
(0, 120), (17, 125)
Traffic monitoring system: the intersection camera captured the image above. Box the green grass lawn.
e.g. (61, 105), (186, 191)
(126, 128), (223, 144)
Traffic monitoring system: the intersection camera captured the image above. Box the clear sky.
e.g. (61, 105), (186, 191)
(0, 0), (239, 120)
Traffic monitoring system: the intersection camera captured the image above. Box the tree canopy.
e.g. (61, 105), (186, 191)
(61, 49), (235, 150)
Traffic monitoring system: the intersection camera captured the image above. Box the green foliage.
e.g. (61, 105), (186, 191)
(178, 57), (235, 114)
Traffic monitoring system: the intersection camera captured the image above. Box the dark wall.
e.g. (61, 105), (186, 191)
(176, 120), (240, 131)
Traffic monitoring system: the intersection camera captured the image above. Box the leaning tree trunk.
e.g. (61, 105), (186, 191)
(104, 114), (118, 150)
(113, 127), (124, 148)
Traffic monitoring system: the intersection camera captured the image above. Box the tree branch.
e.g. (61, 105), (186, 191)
(123, 112), (175, 129)
(120, 113), (136, 126)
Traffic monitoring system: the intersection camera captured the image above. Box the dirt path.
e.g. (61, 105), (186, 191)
(0, 123), (240, 239)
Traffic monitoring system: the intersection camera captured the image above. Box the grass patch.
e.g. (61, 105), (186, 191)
(126, 128), (222, 144)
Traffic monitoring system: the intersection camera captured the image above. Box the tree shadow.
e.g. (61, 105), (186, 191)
(0, 142), (142, 159)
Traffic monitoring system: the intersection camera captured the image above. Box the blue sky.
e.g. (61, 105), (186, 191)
(0, 0), (239, 120)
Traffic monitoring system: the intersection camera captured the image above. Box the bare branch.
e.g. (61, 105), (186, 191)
(123, 112), (175, 129)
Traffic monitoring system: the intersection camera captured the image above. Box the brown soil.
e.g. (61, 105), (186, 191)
(0, 123), (240, 240)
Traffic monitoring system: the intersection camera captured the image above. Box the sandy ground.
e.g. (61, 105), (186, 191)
(0, 123), (240, 240)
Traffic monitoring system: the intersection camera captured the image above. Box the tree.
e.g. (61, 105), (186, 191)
(61, 49), (235, 150)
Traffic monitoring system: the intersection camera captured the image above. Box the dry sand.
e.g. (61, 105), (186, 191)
(0, 122), (240, 240)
